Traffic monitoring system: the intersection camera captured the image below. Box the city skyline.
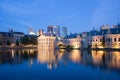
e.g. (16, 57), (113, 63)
(0, 0), (120, 34)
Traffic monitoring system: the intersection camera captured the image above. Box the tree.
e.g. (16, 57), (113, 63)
(21, 35), (37, 45)
(58, 44), (65, 49)
(6, 40), (11, 45)
(66, 45), (74, 50)
(16, 40), (19, 46)
(21, 36), (29, 45)
(29, 36), (37, 45)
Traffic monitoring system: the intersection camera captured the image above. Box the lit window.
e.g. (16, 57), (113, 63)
(119, 38), (120, 42)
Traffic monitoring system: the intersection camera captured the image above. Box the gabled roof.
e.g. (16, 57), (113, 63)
(0, 32), (13, 37)
(14, 32), (24, 34)
(64, 33), (81, 39)
(88, 30), (99, 36)
(99, 27), (120, 35)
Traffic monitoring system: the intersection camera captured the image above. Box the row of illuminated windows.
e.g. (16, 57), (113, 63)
(39, 42), (54, 44)
(105, 38), (120, 42)
(39, 41), (54, 43)
(38, 38), (54, 41)
(106, 43), (120, 46)
(38, 45), (54, 47)
(89, 38), (120, 42)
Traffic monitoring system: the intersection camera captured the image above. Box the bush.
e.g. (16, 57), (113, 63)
(6, 40), (11, 45)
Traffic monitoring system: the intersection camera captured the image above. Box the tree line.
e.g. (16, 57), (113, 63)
(0, 35), (37, 46)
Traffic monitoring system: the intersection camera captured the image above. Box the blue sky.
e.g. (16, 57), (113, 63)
(0, 0), (120, 34)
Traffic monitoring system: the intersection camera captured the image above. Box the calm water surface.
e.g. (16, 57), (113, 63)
(0, 49), (120, 80)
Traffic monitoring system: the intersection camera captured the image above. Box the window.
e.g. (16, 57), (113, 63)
(108, 38), (110, 42)
(102, 31), (104, 35)
(90, 40), (92, 42)
(111, 38), (112, 42)
(107, 43), (110, 46)
(106, 38), (107, 42)
(119, 38), (120, 42)
(117, 30), (119, 33)
(100, 39), (102, 42)
(114, 38), (116, 42)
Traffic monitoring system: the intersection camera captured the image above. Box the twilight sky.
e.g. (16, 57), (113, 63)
(0, 0), (120, 34)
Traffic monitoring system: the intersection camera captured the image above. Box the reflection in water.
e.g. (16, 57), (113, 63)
(0, 49), (37, 66)
(69, 50), (81, 63)
(82, 50), (120, 71)
(91, 50), (105, 65)
(107, 51), (120, 70)
(37, 48), (56, 69)
(0, 49), (120, 72)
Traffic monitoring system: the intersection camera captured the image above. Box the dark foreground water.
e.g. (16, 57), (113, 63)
(0, 49), (120, 80)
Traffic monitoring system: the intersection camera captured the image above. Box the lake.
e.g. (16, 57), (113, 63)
(0, 49), (120, 80)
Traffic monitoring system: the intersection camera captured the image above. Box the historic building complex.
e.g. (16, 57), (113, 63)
(1, 23), (120, 49)
(88, 23), (120, 49)
(37, 23), (120, 49)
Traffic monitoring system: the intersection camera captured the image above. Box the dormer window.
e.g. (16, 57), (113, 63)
(102, 31), (104, 35)
(117, 30), (119, 33)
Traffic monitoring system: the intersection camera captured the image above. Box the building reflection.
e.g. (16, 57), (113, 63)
(37, 48), (120, 71)
(37, 48), (56, 69)
(0, 49), (120, 71)
(37, 48), (66, 69)
(0, 49), (37, 66)
(69, 50), (81, 63)
(91, 50), (105, 65)
(55, 49), (65, 60)
(107, 51), (120, 70)
(81, 50), (120, 71)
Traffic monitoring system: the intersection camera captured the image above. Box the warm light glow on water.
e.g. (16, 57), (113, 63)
(0, 49), (120, 80)
(69, 50), (81, 63)
(91, 50), (105, 65)
(37, 49), (55, 64)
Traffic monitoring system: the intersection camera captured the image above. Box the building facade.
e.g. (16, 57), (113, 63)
(62, 33), (81, 49)
(38, 30), (56, 49)
(81, 32), (89, 48)
(88, 35), (103, 48)
(13, 32), (24, 43)
(0, 32), (14, 45)
(88, 24), (120, 49)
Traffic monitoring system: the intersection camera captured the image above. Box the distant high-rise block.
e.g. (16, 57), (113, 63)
(53, 26), (60, 37)
(62, 27), (67, 37)
(47, 26), (53, 35)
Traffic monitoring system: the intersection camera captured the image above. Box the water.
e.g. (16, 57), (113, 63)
(0, 49), (120, 80)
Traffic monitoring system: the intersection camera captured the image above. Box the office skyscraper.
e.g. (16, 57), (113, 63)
(62, 27), (67, 37)
(47, 26), (53, 35)
(53, 26), (60, 37)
